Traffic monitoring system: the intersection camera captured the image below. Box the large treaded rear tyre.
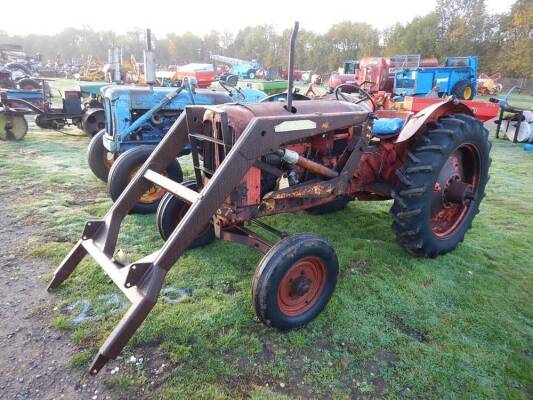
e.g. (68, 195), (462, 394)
(390, 114), (491, 257)
(108, 145), (183, 214)
(252, 233), (338, 330)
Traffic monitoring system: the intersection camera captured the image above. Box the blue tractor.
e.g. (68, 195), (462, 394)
(393, 56), (477, 100)
(88, 80), (267, 213)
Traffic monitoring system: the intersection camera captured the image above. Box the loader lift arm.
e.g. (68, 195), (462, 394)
(48, 104), (369, 374)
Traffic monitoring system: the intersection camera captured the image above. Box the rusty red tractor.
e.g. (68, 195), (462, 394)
(49, 23), (491, 374)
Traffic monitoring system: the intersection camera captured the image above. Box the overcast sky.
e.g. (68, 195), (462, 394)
(1, 0), (516, 37)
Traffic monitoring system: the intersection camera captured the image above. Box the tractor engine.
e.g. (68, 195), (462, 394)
(199, 100), (372, 218)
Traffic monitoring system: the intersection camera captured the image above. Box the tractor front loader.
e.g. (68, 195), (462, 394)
(49, 23), (491, 374)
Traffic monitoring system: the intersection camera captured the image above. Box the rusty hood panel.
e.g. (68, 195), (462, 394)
(203, 100), (370, 138)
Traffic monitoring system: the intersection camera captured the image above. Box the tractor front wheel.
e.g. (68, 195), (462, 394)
(87, 129), (115, 182)
(252, 233), (338, 330)
(81, 108), (105, 137)
(156, 181), (215, 248)
(108, 145), (183, 214)
(390, 114), (491, 257)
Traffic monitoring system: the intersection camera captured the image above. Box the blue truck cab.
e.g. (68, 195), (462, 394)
(394, 56), (477, 100)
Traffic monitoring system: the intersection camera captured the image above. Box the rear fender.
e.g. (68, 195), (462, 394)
(396, 98), (474, 143)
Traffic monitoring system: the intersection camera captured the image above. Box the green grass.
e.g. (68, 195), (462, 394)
(0, 82), (531, 399)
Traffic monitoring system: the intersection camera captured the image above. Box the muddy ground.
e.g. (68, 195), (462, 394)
(0, 191), (114, 400)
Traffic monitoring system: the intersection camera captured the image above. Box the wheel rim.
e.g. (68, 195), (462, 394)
(431, 143), (480, 239)
(277, 256), (326, 317)
(463, 86), (472, 99)
(129, 167), (167, 204)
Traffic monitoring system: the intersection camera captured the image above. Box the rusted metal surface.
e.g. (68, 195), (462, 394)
(396, 98), (474, 143)
(49, 89), (492, 373)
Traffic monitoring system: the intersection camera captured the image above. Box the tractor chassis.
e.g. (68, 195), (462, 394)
(48, 104), (370, 374)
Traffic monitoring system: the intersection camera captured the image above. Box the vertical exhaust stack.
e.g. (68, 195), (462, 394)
(286, 21), (299, 113)
(108, 47), (122, 83)
(144, 28), (157, 86)
(113, 47), (122, 83)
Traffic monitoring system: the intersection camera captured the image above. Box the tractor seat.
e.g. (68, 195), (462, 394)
(372, 118), (405, 136)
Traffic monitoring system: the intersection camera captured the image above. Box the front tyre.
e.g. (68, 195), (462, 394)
(252, 233), (338, 330)
(156, 181), (215, 248)
(391, 114), (491, 257)
(87, 129), (115, 182)
(107, 145), (183, 214)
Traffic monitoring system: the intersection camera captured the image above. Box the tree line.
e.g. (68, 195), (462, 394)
(0, 0), (530, 78)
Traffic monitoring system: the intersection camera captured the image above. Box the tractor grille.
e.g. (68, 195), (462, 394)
(104, 98), (113, 133)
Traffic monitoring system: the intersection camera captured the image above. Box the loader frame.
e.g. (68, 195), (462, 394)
(48, 103), (370, 374)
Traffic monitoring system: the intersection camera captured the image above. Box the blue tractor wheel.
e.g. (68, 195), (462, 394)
(107, 145), (183, 214)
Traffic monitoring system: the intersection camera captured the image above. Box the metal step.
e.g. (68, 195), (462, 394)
(144, 169), (201, 204)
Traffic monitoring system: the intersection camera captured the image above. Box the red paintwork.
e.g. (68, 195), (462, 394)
(276, 256), (326, 317)
(431, 144), (480, 238)
(401, 97), (499, 122)
(329, 56), (441, 93)
(173, 70), (215, 88)
(241, 166), (262, 206)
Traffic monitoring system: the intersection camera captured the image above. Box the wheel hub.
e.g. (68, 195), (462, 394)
(444, 179), (474, 204)
(290, 275), (311, 296)
(277, 256), (326, 317)
(431, 145), (480, 239)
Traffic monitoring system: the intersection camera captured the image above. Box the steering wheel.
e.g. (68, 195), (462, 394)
(334, 83), (376, 112)
(219, 79), (246, 102)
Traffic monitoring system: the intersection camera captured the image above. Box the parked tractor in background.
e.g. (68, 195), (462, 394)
(0, 79), (104, 139)
(50, 23), (495, 375)
(394, 56), (478, 100)
(211, 54), (262, 80)
(88, 51), (268, 214)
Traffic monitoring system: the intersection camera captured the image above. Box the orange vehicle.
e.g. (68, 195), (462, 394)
(170, 63), (215, 88)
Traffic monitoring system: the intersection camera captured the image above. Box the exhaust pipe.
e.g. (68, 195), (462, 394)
(286, 21), (299, 113)
(144, 28), (157, 85)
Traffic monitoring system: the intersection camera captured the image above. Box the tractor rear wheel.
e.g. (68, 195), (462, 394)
(0, 113), (28, 141)
(108, 145), (183, 214)
(252, 233), (338, 330)
(156, 181), (215, 247)
(451, 80), (474, 100)
(390, 114), (491, 257)
(87, 129), (115, 182)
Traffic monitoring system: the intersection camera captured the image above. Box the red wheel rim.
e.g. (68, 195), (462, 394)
(431, 143), (480, 239)
(277, 256), (326, 317)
